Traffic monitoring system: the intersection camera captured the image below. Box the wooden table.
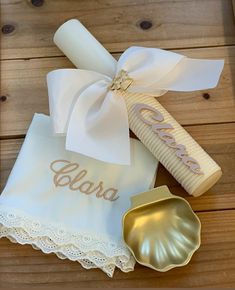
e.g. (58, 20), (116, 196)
(1, 0), (235, 288)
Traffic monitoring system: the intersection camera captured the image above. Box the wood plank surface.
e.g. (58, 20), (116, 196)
(1, 0), (235, 60)
(0, 209), (234, 288)
(1, 0), (235, 288)
(1, 45), (235, 137)
(233, 0), (235, 18)
(1, 122), (235, 212)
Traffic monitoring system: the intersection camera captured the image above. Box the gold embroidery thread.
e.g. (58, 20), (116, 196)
(50, 160), (119, 202)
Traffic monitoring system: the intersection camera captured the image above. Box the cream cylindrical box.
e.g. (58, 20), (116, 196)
(53, 19), (222, 196)
(123, 92), (221, 196)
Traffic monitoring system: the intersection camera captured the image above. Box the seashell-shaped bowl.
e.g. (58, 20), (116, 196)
(123, 186), (201, 272)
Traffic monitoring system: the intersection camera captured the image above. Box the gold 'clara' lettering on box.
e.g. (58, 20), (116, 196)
(133, 103), (203, 175)
(50, 159), (119, 202)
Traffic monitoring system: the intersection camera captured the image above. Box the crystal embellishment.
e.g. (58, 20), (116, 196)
(109, 70), (133, 91)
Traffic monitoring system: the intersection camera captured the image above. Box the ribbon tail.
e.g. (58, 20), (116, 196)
(66, 81), (131, 165)
(153, 58), (224, 92)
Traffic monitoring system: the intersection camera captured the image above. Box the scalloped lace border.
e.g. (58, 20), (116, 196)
(0, 204), (135, 277)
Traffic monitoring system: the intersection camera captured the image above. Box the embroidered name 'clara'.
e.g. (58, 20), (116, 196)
(50, 160), (119, 202)
(133, 103), (203, 175)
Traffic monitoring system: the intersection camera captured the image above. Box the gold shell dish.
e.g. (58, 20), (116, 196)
(123, 186), (201, 272)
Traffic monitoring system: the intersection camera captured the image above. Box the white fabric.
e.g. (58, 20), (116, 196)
(47, 46), (224, 165)
(0, 113), (158, 277)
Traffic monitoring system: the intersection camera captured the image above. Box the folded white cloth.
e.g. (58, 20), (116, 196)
(0, 114), (158, 277)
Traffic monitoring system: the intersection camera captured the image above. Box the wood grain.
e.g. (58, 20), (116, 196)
(1, 122), (235, 212)
(0, 209), (234, 288)
(233, 0), (235, 18)
(1, 0), (235, 60)
(1, 0), (235, 287)
(1, 45), (235, 137)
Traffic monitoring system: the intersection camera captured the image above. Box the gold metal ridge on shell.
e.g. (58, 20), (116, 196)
(122, 186), (201, 272)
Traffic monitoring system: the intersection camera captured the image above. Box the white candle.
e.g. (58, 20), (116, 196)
(53, 19), (222, 196)
(54, 19), (116, 77)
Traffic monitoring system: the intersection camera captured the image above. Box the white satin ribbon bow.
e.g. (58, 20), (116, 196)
(47, 46), (224, 165)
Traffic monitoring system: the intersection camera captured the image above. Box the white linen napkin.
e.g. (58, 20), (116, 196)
(0, 113), (158, 277)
